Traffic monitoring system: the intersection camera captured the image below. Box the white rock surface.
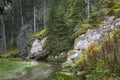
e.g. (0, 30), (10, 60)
(67, 16), (120, 62)
(30, 37), (47, 57)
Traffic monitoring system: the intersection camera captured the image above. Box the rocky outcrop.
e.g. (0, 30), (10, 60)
(29, 37), (47, 59)
(16, 24), (32, 58)
(67, 16), (120, 62)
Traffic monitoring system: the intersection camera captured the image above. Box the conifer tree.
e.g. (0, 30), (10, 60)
(66, 0), (86, 34)
(45, 1), (72, 55)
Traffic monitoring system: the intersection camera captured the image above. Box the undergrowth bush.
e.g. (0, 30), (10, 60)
(73, 9), (107, 38)
(107, 1), (120, 17)
(66, 27), (120, 80)
(0, 48), (19, 58)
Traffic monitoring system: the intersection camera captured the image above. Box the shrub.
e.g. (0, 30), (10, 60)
(107, 2), (115, 8)
(86, 59), (110, 80)
(73, 9), (106, 38)
(108, 8), (120, 17)
(86, 43), (100, 60)
(0, 48), (19, 58)
(67, 49), (74, 56)
(107, 1), (120, 17)
(73, 23), (93, 38)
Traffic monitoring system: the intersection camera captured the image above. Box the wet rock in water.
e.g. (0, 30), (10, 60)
(16, 24), (32, 58)
(29, 37), (47, 59)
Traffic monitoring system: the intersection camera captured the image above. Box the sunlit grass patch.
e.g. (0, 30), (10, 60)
(53, 72), (79, 80)
(0, 58), (32, 79)
(0, 48), (19, 58)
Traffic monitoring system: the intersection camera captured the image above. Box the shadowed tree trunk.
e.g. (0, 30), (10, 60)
(87, 0), (90, 18)
(43, 0), (46, 29)
(34, 0), (36, 33)
(19, 0), (24, 27)
(1, 16), (6, 51)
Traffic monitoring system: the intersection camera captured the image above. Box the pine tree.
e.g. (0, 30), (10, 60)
(66, 0), (86, 34)
(45, 1), (72, 55)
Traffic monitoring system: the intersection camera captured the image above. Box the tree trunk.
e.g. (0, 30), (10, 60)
(19, 0), (24, 27)
(10, 15), (14, 45)
(34, 0), (37, 33)
(43, 0), (46, 29)
(87, 0), (90, 18)
(1, 16), (6, 51)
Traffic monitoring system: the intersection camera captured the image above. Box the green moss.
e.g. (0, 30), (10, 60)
(108, 8), (120, 17)
(67, 49), (74, 56)
(0, 48), (19, 58)
(113, 2), (120, 9)
(0, 58), (32, 79)
(31, 29), (47, 38)
(107, 1), (120, 9)
(81, 24), (94, 29)
(53, 72), (79, 80)
(73, 23), (94, 38)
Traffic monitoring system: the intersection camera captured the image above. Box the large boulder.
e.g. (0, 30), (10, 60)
(16, 24), (32, 58)
(29, 37), (47, 59)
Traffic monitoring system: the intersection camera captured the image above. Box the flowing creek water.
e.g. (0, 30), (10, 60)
(15, 61), (53, 80)
(0, 60), (52, 80)
(0, 59), (79, 80)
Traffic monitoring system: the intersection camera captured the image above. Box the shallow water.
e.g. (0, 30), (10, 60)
(11, 61), (52, 80)
(0, 58), (52, 80)
(0, 59), (80, 80)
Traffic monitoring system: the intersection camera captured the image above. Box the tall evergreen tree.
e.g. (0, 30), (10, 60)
(45, 1), (72, 55)
(66, 0), (86, 34)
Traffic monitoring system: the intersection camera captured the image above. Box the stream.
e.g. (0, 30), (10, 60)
(0, 58), (79, 80)
(15, 61), (53, 80)
(0, 60), (52, 80)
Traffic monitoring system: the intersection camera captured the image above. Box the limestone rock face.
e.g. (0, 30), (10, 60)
(16, 24), (32, 58)
(29, 37), (47, 59)
(67, 16), (120, 62)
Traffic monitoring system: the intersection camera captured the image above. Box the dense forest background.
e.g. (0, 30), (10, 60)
(0, 0), (112, 52)
(0, 0), (50, 50)
(0, 0), (120, 80)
